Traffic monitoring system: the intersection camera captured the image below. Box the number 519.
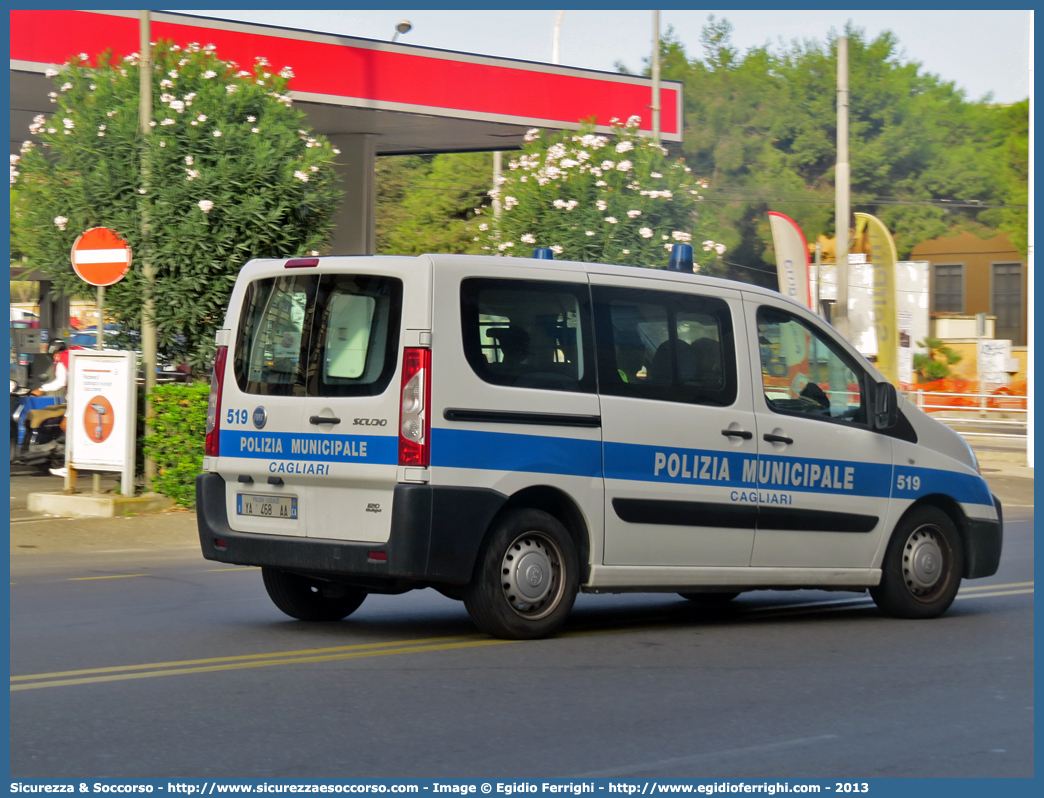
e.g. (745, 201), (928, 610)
(896, 474), (921, 491)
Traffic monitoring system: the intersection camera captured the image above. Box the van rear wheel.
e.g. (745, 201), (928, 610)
(870, 506), (963, 619)
(262, 567), (367, 621)
(464, 509), (578, 640)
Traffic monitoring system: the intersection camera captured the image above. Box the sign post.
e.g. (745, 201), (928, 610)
(68, 227), (132, 494)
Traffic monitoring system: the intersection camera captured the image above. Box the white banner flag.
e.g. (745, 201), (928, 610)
(767, 212), (812, 309)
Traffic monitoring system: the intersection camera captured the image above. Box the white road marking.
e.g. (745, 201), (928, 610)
(573, 734), (839, 777)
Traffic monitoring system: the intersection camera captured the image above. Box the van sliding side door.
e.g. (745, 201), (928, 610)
(593, 274), (759, 567)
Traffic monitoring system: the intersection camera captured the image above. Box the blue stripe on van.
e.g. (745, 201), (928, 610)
(431, 428), (990, 506)
(221, 427), (991, 507)
(893, 465), (992, 506)
(431, 428), (602, 477)
(605, 441), (894, 498)
(219, 430), (398, 464)
(605, 441), (990, 504)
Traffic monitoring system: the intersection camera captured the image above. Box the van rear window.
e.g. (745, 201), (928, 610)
(234, 273), (402, 397)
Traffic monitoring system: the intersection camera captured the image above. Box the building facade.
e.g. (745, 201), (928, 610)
(910, 230), (1027, 346)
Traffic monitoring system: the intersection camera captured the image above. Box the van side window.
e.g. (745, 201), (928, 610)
(460, 279), (596, 393)
(234, 275), (317, 396)
(756, 306), (867, 425)
(592, 286), (737, 407)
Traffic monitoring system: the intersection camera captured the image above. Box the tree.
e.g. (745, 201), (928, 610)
(11, 43), (342, 369)
(982, 100), (1029, 256)
(485, 118), (728, 273)
(914, 337), (962, 382)
(376, 151), (492, 255)
(648, 20), (1028, 280)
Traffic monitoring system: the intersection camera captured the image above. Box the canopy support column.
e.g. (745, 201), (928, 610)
(327, 133), (376, 256)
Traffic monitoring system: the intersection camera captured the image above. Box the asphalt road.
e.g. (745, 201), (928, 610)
(9, 472), (1034, 779)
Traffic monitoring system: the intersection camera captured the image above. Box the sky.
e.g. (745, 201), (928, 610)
(177, 8), (1033, 104)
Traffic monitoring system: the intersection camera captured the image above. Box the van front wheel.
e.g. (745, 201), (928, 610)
(262, 567), (367, 621)
(464, 509), (579, 640)
(870, 506), (963, 619)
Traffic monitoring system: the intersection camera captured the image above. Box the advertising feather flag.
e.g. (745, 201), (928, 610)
(767, 212), (811, 309)
(854, 212), (899, 385)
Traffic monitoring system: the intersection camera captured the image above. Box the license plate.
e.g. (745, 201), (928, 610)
(236, 493), (298, 519)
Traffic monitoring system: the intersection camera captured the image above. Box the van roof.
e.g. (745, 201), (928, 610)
(421, 252), (796, 307)
(240, 252), (804, 313)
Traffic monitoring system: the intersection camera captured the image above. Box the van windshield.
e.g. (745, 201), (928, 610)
(233, 273), (402, 397)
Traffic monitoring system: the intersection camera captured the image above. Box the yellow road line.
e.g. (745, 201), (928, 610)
(11, 581), (1034, 692)
(68, 574), (147, 581)
(207, 567), (261, 572)
(11, 634), (485, 682)
(12, 638), (513, 692)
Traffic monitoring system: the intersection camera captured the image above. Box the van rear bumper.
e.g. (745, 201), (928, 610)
(195, 473), (506, 588)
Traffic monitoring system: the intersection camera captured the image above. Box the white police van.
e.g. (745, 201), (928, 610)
(196, 246), (1002, 639)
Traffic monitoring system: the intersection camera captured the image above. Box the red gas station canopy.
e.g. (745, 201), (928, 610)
(10, 10), (683, 155)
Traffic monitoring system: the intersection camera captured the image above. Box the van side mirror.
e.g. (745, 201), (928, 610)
(873, 381), (899, 430)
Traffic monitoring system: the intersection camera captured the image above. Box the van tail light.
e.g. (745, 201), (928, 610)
(205, 345), (228, 457)
(398, 347), (431, 467)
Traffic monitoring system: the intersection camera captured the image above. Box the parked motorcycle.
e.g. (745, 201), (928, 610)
(10, 383), (66, 469)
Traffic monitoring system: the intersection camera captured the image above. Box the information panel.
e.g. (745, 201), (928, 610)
(67, 350), (137, 492)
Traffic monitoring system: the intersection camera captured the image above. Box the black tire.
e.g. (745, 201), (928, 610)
(678, 591), (740, 605)
(870, 505), (963, 619)
(261, 567), (367, 622)
(464, 509), (579, 640)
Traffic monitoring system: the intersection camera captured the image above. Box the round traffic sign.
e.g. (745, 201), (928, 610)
(70, 227), (132, 286)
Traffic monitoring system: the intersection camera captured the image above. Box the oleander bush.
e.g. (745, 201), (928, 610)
(11, 41), (343, 372)
(483, 116), (728, 274)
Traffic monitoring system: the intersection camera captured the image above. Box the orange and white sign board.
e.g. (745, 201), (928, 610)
(67, 350), (137, 495)
(70, 227), (132, 286)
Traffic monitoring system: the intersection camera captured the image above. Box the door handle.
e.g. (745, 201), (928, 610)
(763, 433), (793, 445)
(309, 416), (341, 425)
(720, 429), (753, 440)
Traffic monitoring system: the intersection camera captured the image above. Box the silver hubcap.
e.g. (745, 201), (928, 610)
(501, 533), (564, 620)
(903, 525), (945, 594)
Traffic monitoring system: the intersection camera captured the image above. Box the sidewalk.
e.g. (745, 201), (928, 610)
(10, 472), (198, 556)
(972, 448), (1033, 481)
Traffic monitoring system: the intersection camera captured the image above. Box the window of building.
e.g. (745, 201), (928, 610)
(592, 286), (737, 407)
(460, 279), (595, 393)
(932, 264), (964, 313)
(992, 262), (1023, 345)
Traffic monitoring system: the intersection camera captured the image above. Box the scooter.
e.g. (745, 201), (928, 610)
(10, 383), (66, 469)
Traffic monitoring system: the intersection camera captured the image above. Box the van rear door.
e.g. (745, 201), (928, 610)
(297, 259), (426, 543)
(219, 257), (427, 544)
(220, 264), (316, 538)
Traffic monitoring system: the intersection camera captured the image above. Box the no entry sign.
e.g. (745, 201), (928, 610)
(70, 227), (132, 286)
